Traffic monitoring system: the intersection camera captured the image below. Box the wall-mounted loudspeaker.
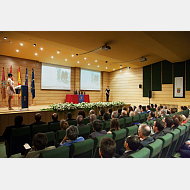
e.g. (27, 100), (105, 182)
(148, 90), (152, 98)
(139, 84), (142, 88)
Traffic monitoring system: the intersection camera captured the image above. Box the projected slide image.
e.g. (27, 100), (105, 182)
(41, 63), (71, 90)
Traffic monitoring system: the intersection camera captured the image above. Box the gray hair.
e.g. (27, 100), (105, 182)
(89, 110), (95, 115)
(90, 114), (96, 122)
(112, 111), (118, 118)
(77, 115), (83, 124)
(135, 108), (140, 114)
(139, 124), (151, 137)
(161, 109), (167, 115)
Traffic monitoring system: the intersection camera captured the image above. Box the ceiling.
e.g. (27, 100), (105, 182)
(0, 31), (190, 72)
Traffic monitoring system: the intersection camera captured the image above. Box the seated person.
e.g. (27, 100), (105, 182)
(180, 106), (184, 111)
(172, 115), (180, 130)
(181, 114), (187, 124)
(179, 140), (190, 158)
(146, 105), (151, 113)
(2, 115), (26, 143)
(111, 111), (118, 118)
(128, 106), (133, 117)
(97, 109), (105, 119)
(129, 111), (135, 117)
(48, 113), (59, 127)
(163, 116), (174, 134)
(88, 119), (107, 139)
(119, 110), (128, 118)
(134, 108), (141, 115)
(170, 108), (177, 114)
(120, 135), (140, 158)
(86, 110), (95, 119)
(99, 137), (116, 158)
(103, 113), (110, 121)
(160, 109), (168, 117)
(138, 124), (154, 149)
(29, 113), (46, 128)
(26, 133), (55, 158)
(78, 110), (86, 119)
(66, 112), (76, 122)
(59, 125), (84, 148)
(138, 105), (142, 111)
(140, 106), (147, 114)
(117, 108), (122, 118)
(133, 106), (137, 111)
(122, 106), (127, 111)
(107, 108), (112, 119)
(77, 115), (85, 127)
(150, 119), (165, 140)
(60, 119), (69, 130)
(147, 111), (156, 121)
(87, 114), (97, 128)
(107, 118), (120, 134)
(150, 104), (156, 112)
(155, 111), (161, 118)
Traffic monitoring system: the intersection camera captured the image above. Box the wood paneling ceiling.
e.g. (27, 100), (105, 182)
(0, 31), (190, 72)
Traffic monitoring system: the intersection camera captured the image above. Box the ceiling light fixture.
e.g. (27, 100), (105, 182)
(9, 41), (12, 44)
(84, 57), (86, 60)
(120, 65), (122, 68)
(95, 60), (97, 62)
(40, 47), (43, 50)
(33, 44), (37, 46)
(35, 53), (38, 55)
(51, 56), (53, 58)
(16, 50), (19, 52)
(72, 54), (74, 57)
(106, 67), (107, 69)
(97, 65), (99, 67)
(65, 59), (67, 61)
(57, 51), (60, 54)
(4, 37), (7, 40)
(20, 43), (23, 46)
(113, 69), (115, 70)
(77, 61), (79, 63)
(88, 63), (90, 65)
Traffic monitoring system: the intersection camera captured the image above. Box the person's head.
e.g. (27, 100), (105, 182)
(160, 105), (163, 109)
(161, 109), (167, 115)
(138, 105), (142, 110)
(107, 86), (109, 89)
(165, 116), (174, 128)
(92, 119), (103, 132)
(150, 104), (154, 108)
(128, 106), (133, 113)
(124, 135), (140, 151)
(111, 111), (118, 118)
(129, 111), (135, 117)
(67, 112), (72, 120)
(153, 119), (165, 133)
(107, 108), (112, 114)
(181, 106), (184, 111)
(155, 111), (161, 118)
(155, 104), (157, 108)
(35, 113), (41, 122)
(133, 106), (137, 111)
(66, 125), (79, 141)
(89, 110), (95, 115)
(164, 106), (167, 109)
(32, 133), (47, 151)
(14, 115), (23, 126)
(183, 106), (187, 110)
(171, 108), (177, 114)
(172, 115), (180, 128)
(179, 115), (185, 125)
(103, 113), (110, 121)
(77, 115), (83, 125)
(8, 73), (13, 79)
(110, 118), (120, 131)
(156, 106), (161, 111)
(78, 110), (85, 118)
(117, 108), (122, 114)
(52, 113), (58, 121)
(99, 109), (105, 116)
(90, 114), (96, 123)
(121, 110), (127, 116)
(99, 137), (116, 158)
(141, 106), (146, 112)
(149, 111), (155, 118)
(147, 105), (150, 111)
(122, 106), (127, 111)
(180, 114), (186, 123)
(135, 108), (140, 115)
(60, 119), (69, 130)
(138, 124), (151, 139)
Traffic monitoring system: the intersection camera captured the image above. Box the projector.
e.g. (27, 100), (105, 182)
(102, 44), (111, 51)
(139, 57), (147, 62)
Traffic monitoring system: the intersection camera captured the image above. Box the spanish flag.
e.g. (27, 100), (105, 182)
(18, 67), (21, 98)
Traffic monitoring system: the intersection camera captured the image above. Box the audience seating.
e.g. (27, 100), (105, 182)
(145, 113), (149, 119)
(128, 147), (150, 158)
(49, 122), (61, 132)
(83, 118), (90, 125)
(132, 115), (140, 125)
(44, 131), (55, 147)
(55, 130), (66, 147)
(93, 133), (113, 158)
(159, 133), (173, 158)
(7, 126), (31, 157)
(183, 122), (190, 142)
(97, 116), (103, 120)
(31, 124), (49, 138)
(126, 125), (138, 137)
(124, 117), (133, 127)
(119, 118), (125, 129)
(70, 139), (94, 158)
(112, 129), (127, 155)
(103, 120), (111, 132)
(139, 114), (146, 123)
(78, 125), (91, 139)
(40, 145), (69, 158)
(67, 120), (77, 126)
(146, 139), (163, 158)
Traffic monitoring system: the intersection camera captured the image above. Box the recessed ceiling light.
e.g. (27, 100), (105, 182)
(106, 67), (107, 69)
(57, 51), (60, 54)
(35, 53), (38, 55)
(95, 60), (97, 62)
(51, 56), (53, 58)
(113, 69), (115, 70)
(84, 57), (86, 60)
(9, 41), (12, 44)
(120, 65), (122, 68)
(33, 44), (37, 46)
(88, 63), (90, 65)
(97, 65), (99, 67)
(72, 54), (74, 57)
(4, 37), (7, 40)
(16, 50), (19, 52)
(65, 59), (67, 61)
(40, 47), (43, 50)
(20, 43), (23, 46)
(77, 61), (79, 63)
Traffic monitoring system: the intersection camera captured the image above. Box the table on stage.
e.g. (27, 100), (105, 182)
(66, 94), (90, 104)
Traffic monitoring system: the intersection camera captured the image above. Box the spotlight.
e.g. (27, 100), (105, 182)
(72, 54), (74, 57)
(95, 60), (97, 62)
(88, 63), (90, 65)
(77, 61), (79, 63)
(51, 56), (53, 58)
(97, 65), (99, 67)
(40, 47), (43, 50)
(106, 67), (107, 69)
(20, 43), (23, 46)
(120, 65), (122, 68)
(9, 41), (12, 44)
(57, 51), (60, 54)
(16, 50), (19, 52)
(33, 44), (37, 46)
(84, 57), (86, 60)
(65, 59), (67, 61)
(35, 53), (38, 55)
(4, 37), (7, 40)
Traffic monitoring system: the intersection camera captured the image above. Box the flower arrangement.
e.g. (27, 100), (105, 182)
(44, 101), (125, 112)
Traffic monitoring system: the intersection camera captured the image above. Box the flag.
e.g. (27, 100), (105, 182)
(174, 77), (183, 97)
(10, 65), (13, 99)
(18, 67), (21, 98)
(31, 68), (35, 99)
(25, 68), (28, 85)
(1, 67), (6, 99)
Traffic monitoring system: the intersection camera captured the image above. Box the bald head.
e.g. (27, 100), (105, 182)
(89, 110), (95, 115)
(35, 113), (41, 122)
(52, 113), (58, 121)
(138, 124), (151, 138)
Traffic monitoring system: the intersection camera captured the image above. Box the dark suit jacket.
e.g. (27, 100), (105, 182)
(29, 121), (46, 128)
(88, 130), (107, 139)
(163, 127), (172, 134)
(139, 136), (154, 149)
(66, 118), (76, 122)
(150, 131), (165, 140)
(119, 150), (137, 158)
(77, 124), (85, 127)
(48, 120), (60, 127)
(119, 115), (128, 119)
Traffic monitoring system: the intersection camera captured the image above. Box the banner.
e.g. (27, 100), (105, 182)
(25, 68), (28, 85)
(31, 68), (35, 99)
(18, 67), (22, 98)
(1, 67), (6, 99)
(174, 77), (183, 97)
(10, 65), (13, 99)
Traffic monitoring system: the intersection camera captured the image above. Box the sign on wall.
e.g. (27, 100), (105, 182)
(174, 77), (183, 98)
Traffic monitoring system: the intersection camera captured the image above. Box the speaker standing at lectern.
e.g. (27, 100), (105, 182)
(105, 86), (110, 102)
